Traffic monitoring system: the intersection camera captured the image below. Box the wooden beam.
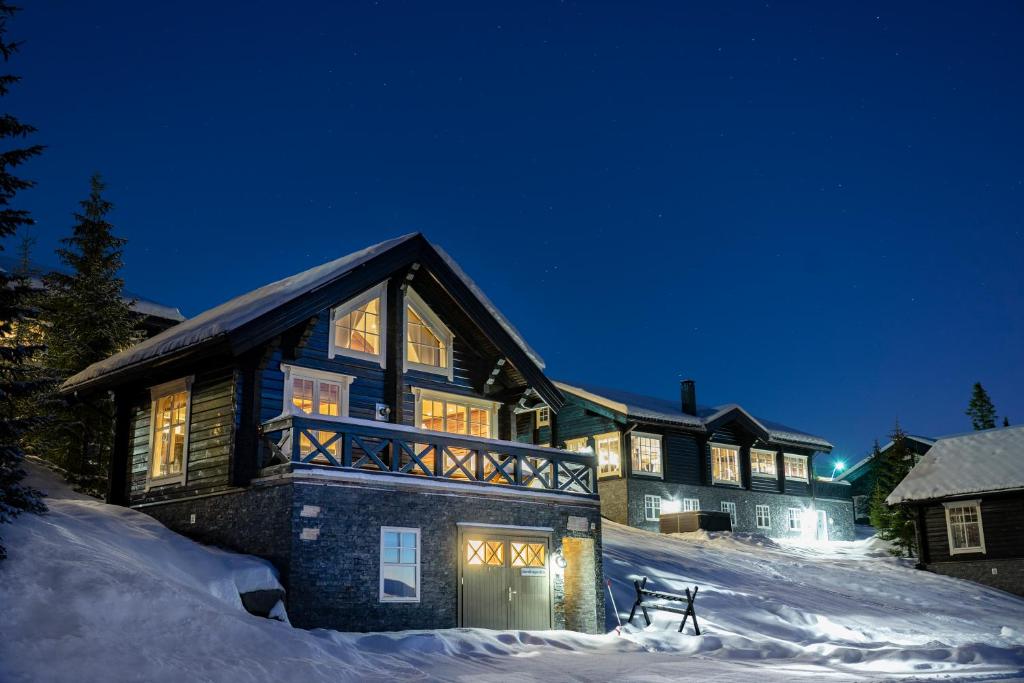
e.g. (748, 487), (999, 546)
(384, 275), (405, 425)
(479, 357), (507, 395)
(106, 389), (134, 505)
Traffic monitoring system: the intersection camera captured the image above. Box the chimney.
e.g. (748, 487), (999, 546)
(680, 379), (697, 416)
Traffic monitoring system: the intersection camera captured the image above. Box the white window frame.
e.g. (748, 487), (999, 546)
(329, 282), (388, 367)
(682, 498), (700, 512)
(751, 449), (778, 478)
(535, 406), (550, 428)
(943, 499), (987, 555)
(784, 454), (809, 482)
(721, 501), (737, 526)
(629, 431), (663, 479)
(403, 287), (455, 381)
(412, 387), (499, 439)
(644, 494), (662, 521)
(564, 436), (590, 452)
(281, 364), (355, 418)
(379, 526), (421, 603)
(787, 507), (802, 531)
(755, 504), (771, 529)
(594, 431), (622, 479)
(710, 443), (741, 485)
(145, 376), (193, 490)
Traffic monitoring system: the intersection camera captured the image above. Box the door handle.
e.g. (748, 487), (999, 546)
(507, 587), (517, 602)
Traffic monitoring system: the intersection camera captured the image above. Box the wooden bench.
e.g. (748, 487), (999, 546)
(627, 576), (700, 635)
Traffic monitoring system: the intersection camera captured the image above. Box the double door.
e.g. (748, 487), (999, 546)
(459, 531), (551, 630)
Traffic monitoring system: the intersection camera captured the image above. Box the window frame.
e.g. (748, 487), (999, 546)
(682, 498), (700, 512)
(379, 526), (421, 603)
(329, 282), (388, 367)
(629, 431), (664, 479)
(755, 504), (771, 529)
(403, 287), (455, 381)
(943, 499), (987, 555)
(594, 431), (622, 479)
(145, 376), (193, 490)
(710, 443), (741, 485)
(564, 436), (589, 453)
(644, 494), (662, 521)
(281, 364), (355, 419)
(786, 507), (802, 531)
(721, 501), (737, 526)
(783, 454), (809, 482)
(750, 448), (778, 478)
(412, 387), (499, 439)
(535, 406), (550, 428)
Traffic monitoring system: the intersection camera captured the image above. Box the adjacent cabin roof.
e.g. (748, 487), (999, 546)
(554, 381), (833, 451)
(887, 425), (1024, 504)
(0, 255), (185, 324)
(63, 233), (547, 395)
(837, 434), (935, 482)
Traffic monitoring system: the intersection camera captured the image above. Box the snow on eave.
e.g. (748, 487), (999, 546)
(553, 381), (631, 419)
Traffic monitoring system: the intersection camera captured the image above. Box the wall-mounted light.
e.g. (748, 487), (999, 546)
(553, 552), (568, 569)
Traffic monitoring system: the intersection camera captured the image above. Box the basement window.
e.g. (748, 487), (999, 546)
(380, 527), (420, 602)
(644, 495), (662, 521)
(787, 508), (802, 532)
(721, 501), (737, 526)
(944, 500), (986, 555)
(756, 504), (771, 529)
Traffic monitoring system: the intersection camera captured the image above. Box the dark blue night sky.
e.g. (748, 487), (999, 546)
(11, 2), (1023, 469)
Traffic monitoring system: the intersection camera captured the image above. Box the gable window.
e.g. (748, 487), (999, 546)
(756, 504), (771, 529)
(147, 378), (192, 488)
(751, 449), (777, 478)
(594, 431), (622, 479)
(630, 432), (663, 478)
(380, 527), (420, 602)
(535, 406), (550, 428)
(283, 365), (354, 462)
(944, 500), (986, 554)
(787, 508), (802, 531)
(711, 444), (740, 484)
(330, 282), (387, 367)
(784, 454), (809, 481)
(404, 288), (454, 380)
(721, 501), (737, 526)
(644, 495), (662, 521)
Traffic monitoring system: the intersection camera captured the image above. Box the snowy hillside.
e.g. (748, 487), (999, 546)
(2, 463), (1023, 683)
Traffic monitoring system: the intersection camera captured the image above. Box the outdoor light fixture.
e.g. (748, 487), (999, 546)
(554, 552), (568, 569)
(830, 460), (846, 480)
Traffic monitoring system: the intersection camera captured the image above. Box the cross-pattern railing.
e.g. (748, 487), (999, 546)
(259, 414), (597, 496)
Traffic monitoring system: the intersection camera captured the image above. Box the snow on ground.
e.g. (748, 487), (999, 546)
(2, 463), (1023, 683)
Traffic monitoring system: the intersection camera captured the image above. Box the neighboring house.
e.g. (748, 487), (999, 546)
(887, 425), (1024, 597)
(839, 434), (935, 523)
(0, 255), (185, 336)
(547, 380), (855, 541)
(61, 234), (604, 634)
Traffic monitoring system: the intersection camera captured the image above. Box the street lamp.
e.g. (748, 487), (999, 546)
(830, 460), (846, 480)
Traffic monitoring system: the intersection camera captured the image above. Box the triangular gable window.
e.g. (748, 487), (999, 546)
(329, 282), (387, 367)
(404, 287), (454, 380)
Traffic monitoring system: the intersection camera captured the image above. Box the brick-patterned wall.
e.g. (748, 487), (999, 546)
(925, 559), (1024, 597)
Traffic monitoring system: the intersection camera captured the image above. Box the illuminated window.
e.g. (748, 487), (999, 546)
(944, 500), (986, 554)
(535, 406), (550, 427)
(644, 495), (662, 521)
(721, 501), (737, 526)
(413, 389), (498, 477)
(380, 527), (419, 602)
(564, 437), (589, 452)
(784, 454), (809, 481)
(630, 432), (662, 477)
(330, 283), (387, 366)
(756, 504), (771, 529)
(148, 378), (192, 486)
(282, 365), (354, 463)
(404, 288), (454, 379)
(682, 498), (700, 512)
(787, 508), (802, 531)
(466, 539), (505, 566)
(751, 449), (777, 477)
(711, 444), (740, 484)
(511, 542), (546, 567)
(594, 432), (621, 478)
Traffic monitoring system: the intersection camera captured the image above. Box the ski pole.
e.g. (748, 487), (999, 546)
(606, 579), (622, 634)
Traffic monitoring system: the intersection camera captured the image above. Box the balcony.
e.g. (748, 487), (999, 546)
(259, 414), (598, 497)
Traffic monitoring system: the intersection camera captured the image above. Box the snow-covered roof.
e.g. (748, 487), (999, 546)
(64, 234), (544, 391)
(554, 381), (833, 450)
(887, 425), (1024, 504)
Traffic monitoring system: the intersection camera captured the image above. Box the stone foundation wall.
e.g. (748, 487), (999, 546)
(925, 559), (1024, 597)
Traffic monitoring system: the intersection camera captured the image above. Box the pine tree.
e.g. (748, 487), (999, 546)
(965, 382), (997, 431)
(868, 424), (917, 557)
(36, 174), (138, 495)
(0, 2), (46, 560)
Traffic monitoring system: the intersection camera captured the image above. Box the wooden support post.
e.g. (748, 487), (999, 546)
(384, 276), (405, 425)
(107, 390), (133, 506)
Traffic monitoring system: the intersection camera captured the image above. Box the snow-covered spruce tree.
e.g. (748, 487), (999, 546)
(0, 1), (46, 560)
(965, 382), (997, 431)
(37, 174), (138, 496)
(868, 424), (916, 557)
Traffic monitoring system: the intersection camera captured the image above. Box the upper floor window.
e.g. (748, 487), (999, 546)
(414, 388), (497, 439)
(594, 431), (622, 479)
(283, 364), (354, 419)
(630, 432), (663, 477)
(564, 437), (589, 452)
(784, 454), (809, 481)
(330, 282), (387, 367)
(711, 444), (740, 484)
(404, 288), (454, 380)
(751, 449), (777, 478)
(535, 406), (550, 428)
(147, 377), (192, 488)
(944, 500), (986, 554)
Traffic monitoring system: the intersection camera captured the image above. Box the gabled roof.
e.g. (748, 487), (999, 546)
(837, 434), (935, 482)
(887, 425), (1024, 504)
(63, 234), (548, 396)
(554, 381), (833, 451)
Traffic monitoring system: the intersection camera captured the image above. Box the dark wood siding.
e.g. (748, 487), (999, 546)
(556, 401), (618, 444)
(922, 493), (1024, 562)
(750, 445), (782, 493)
(664, 431), (701, 485)
(782, 448), (814, 497)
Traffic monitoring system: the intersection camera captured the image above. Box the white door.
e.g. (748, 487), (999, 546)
(815, 510), (828, 541)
